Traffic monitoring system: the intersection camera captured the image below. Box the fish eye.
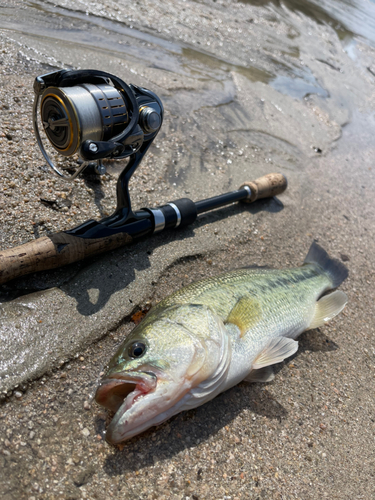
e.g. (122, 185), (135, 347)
(128, 341), (146, 358)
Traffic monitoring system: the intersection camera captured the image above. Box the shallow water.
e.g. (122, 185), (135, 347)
(241, 0), (375, 44)
(1, 0), (374, 101)
(1, 0), (373, 142)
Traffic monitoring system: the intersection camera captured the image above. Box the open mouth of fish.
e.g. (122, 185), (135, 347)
(95, 363), (196, 444)
(96, 371), (157, 413)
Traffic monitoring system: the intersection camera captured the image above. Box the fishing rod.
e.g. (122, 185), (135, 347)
(0, 69), (287, 286)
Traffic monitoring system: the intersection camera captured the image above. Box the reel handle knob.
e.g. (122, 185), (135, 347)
(239, 173), (288, 203)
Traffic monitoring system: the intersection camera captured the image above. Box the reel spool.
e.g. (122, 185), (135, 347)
(33, 69), (163, 180)
(40, 84), (129, 157)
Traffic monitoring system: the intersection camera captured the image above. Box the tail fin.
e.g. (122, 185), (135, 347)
(304, 241), (348, 288)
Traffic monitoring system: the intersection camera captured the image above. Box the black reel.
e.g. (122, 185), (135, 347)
(33, 69), (163, 180)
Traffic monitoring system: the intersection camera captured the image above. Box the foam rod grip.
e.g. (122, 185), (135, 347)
(239, 173), (288, 203)
(0, 232), (132, 285)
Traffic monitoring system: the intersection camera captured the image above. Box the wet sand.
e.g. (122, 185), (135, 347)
(1, 0), (375, 498)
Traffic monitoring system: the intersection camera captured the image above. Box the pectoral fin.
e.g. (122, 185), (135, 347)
(308, 290), (347, 330)
(245, 366), (275, 383)
(225, 294), (262, 337)
(252, 337), (298, 369)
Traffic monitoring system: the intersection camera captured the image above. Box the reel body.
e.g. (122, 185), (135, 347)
(33, 69), (163, 180)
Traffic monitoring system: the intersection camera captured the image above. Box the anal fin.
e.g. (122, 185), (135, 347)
(253, 337), (298, 369)
(309, 290), (347, 330)
(245, 366), (275, 383)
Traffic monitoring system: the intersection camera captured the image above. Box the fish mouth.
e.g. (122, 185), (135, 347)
(95, 368), (184, 444)
(95, 370), (158, 421)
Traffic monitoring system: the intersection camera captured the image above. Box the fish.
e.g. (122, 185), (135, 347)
(95, 242), (348, 444)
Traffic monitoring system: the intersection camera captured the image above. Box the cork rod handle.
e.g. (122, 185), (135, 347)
(240, 173), (288, 203)
(0, 232), (132, 285)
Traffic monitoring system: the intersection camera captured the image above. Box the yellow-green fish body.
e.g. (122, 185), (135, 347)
(95, 242), (348, 443)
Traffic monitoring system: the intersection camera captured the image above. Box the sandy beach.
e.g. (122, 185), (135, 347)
(0, 0), (375, 498)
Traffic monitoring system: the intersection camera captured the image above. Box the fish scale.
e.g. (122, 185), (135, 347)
(157, 266), (329, 340)
(95, 242), (348, 443)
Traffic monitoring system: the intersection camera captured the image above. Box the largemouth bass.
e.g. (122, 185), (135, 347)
(95, 242), (348, 444)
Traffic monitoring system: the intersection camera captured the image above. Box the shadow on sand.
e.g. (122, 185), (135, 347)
(101, 382), (288, 477)
(0, 196), (284, 316)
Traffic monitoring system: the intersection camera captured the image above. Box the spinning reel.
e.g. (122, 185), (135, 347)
(33, 68), (174, 238)
(33, 69), (163, 179)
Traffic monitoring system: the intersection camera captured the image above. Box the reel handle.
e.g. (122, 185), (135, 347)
(239, 173), (287, 203)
